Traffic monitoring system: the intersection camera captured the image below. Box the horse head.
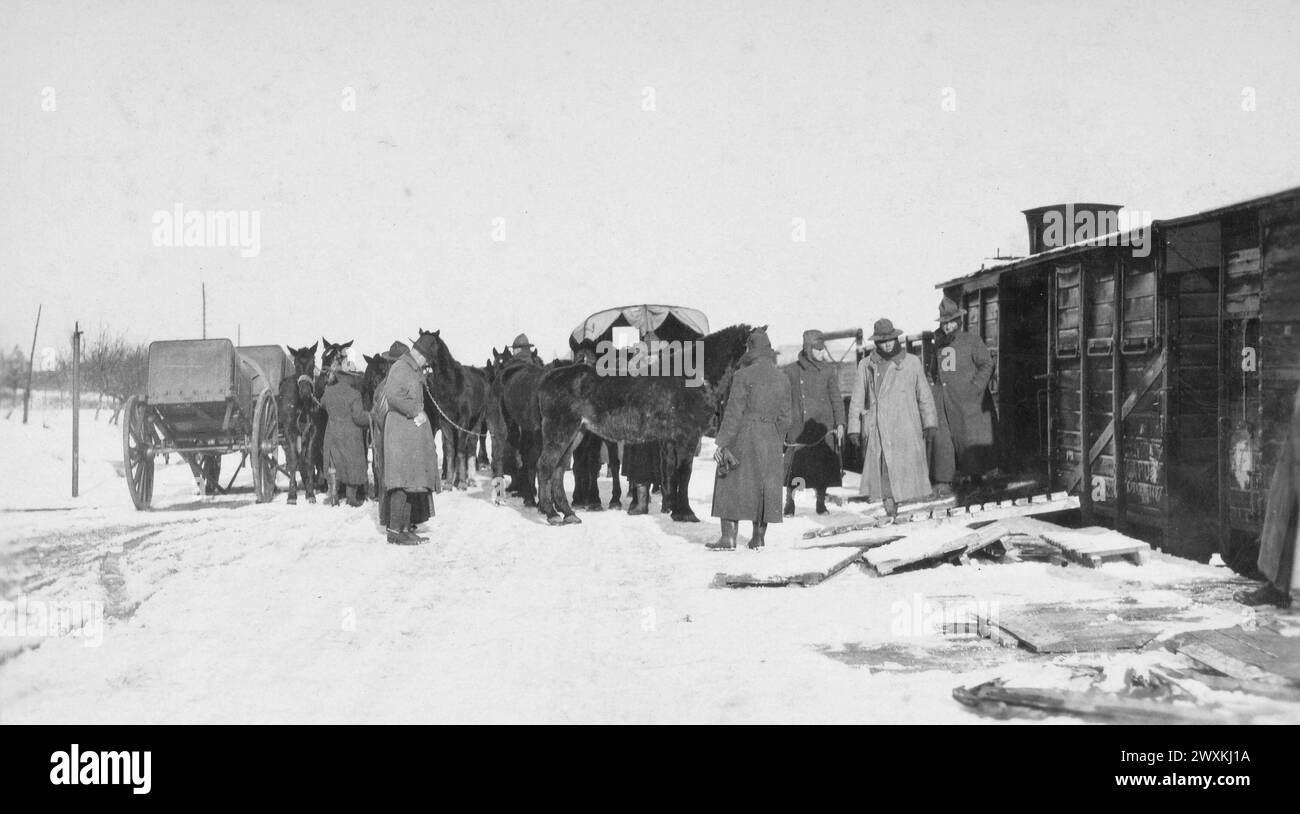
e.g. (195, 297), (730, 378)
(320, 337), (353, 373)
(360, 352), (393, 410)
(702, 323), (757, 387)
(287, 342), (319, 402)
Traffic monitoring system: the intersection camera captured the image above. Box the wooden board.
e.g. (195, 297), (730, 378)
(865, 524), (1010, 576)
(953, 679), (1248, 724)
(978, 604), (1159, 653)
(1040, 526), (1151, 567)
(803, 492), (1077, 540)
(711, 545), (870, 588)
(1171, 627), (1300, 684)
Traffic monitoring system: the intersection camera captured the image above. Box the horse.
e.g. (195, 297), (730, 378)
(360, 351), (394, 497)
(568, 343), (622, 511)
(307, 337), (353, 494)
(279, 342), (321, 503)
(415, 329), (492, 491)
(486, 345), (549, 506)
(476, 357), (495, 472)
(535, 324), (756, 525)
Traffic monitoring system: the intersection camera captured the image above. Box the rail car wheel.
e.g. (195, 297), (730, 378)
(123, 395), (156, 510)
(252, 389), (283, 503)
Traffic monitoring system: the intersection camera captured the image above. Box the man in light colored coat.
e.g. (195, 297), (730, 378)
(848, 318), (938, 515)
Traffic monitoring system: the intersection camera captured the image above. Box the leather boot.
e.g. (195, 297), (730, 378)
(707, 519), (738, 550)
(784, 489), (795, 517)
(628, 484), (650, 516)
(1235, 582), (1292, 608)
(746, 521), (768, 550)
(815, 489), (828, 515)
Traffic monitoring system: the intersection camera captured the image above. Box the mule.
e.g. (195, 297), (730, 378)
(535, 324), (756, 525)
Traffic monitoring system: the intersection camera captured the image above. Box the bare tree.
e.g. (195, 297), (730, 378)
(81, 327), (148, 424)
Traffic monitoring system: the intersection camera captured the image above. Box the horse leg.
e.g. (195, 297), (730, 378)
(476, 427), (490, 472)
(283, 425), (301, 504)
(298, 430), (316, 503)
(538, 420), (583, 524)
(438, 421), (454, 484)
(520, 430), (541, 508)
(659, 441), (674, 513)
(312, 413), (328, 492)
(457, 429), (474, 490)
(671, 437), (701, 522)
(606, 441), (622, 508)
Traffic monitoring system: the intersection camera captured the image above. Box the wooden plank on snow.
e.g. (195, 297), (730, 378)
(1171, 627), (1300, 684)
(1040, 526), (1151, 567)
(978, 604), (1160, 653)
(803, 492), (1077, 539)
(711, 545), (870, 588)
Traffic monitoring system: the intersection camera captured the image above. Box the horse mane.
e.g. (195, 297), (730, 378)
(417, 328), (466, 396)
(701, 323), (754, 388)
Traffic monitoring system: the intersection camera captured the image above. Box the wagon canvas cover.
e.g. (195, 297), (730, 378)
(570, 304), (709, 346)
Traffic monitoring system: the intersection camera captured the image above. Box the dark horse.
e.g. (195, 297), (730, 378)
(306, 337), (353, 494)
(569, 343), (622, 511)
(415, 329), (492, 491)
(535, 324), (755, 525)
(487, 345), (549, 506)
(361, 351), (394, 496)
(280, 342), (322, 503)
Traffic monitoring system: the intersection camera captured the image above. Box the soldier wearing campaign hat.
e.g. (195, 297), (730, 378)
(848, 318), (937, 516)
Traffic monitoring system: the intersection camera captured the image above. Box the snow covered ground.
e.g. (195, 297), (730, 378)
(0, 400), (1284, 723)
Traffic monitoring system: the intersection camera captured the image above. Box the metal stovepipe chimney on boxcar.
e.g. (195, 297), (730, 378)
(1022, 203), (1124, 254)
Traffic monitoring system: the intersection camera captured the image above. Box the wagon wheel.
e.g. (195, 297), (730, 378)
(122, 395), (156, 510)
(252, 388), (283, 503)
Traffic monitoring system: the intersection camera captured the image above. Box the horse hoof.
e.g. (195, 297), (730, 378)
(306, 495), (317, 504)
(287, 496), (297, 505)
(672, 511), (701, 523)
(546, 515), (565, 526)
(523, 498), (538, 508)
(562, 514), (582, 525)
(607, 499), (621, 509)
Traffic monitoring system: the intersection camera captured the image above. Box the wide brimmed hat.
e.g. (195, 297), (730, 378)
(870, 318), (903, 342)
(511, 333), (534, 349)
(380, 341), (409, 361)
(936, 297), (965, 323)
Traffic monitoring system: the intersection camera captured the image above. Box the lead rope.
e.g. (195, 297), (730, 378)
(421, 382), (487, 437)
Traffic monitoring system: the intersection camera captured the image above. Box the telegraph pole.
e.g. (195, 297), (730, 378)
(22, 304), (41, 424)
(72, 322), (82, 497)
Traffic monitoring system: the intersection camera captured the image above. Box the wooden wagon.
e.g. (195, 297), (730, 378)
(121, 339), (291, 509)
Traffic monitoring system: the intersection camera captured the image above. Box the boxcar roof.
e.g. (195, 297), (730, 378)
(935, 183), (1300, 290)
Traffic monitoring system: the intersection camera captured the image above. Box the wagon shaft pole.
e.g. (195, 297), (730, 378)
(72, 322), (82, 498)
(22, 304), (40, 425)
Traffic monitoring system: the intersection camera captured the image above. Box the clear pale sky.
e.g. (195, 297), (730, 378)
(4, 0), (1299, 363)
